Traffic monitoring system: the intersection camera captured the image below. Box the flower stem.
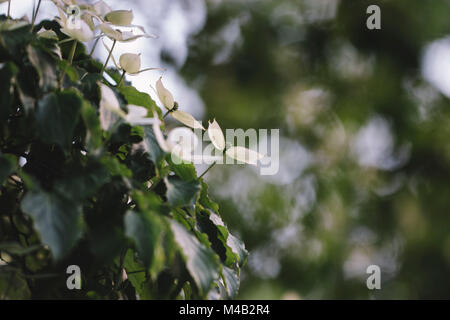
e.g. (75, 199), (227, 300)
(31, 0), (42, 29)
(199, 162), (216, 179)
(101, 39), (116, 75)
(163, 110), (170, 119)
(89, 37), (100, 57)
(117, 70), (126, 88)
(58, 40), (77, 88)
(68, 40), (77, 65)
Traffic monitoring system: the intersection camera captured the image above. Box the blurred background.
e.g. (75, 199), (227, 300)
(4, 0), (450, 299)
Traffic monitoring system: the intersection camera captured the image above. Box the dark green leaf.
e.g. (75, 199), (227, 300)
(0, 272), (31, 299)
(170, 220), (220, 296)
(27, 44), (58, 92)
(0, 153), (16, 184)
(143, 126), (166, 166)
(221, 266), (239, 299)
(165, 175), (201, 208)
(124, 210), (164, 269)
(35, 90), (82, 151)
(21, 188), (84, 260)
(0, 62), (17, 124)
(81, 100), (102, 150)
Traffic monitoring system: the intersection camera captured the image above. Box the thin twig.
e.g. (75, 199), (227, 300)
(7, 0), (11, 20)
(199, 162), (216, 179)
(101, 39), (116, 75)
(89, 37), (100, 57)
(117, 70), (126, 88)
(31, 0), (42, 30)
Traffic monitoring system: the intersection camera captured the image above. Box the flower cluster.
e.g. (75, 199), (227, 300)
(5, 0), (265, 174)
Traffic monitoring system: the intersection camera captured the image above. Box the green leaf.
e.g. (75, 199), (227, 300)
(35, 90), (83, 151)
(0, 62), (18, 125)
(58, 59), (80, 83)
(199, 181), (220, 212)
(122, 249), (152, 299)
(0, 242), (42, 256)
(227, 232), (248, 267)
(21, 188), (84, 260)
(54, 161), (110, 202)
(27, 44), (58, 92)
(100, 156), (132, 178)
(16, 66), (37, 113)
(170, 220), (220, 296)
(168, 157), (198, 182)
(221, 266), (239, 299)
(165, 175), (201, 208)
(81, 100), (102, 151)
(124, 210), (164, 269)
(143, 126), (166, 166)
(119, 86), (160, 116)
(0, 25), (33, 59)
(0, 153), (16, 184)
(0, 272), (31, 299)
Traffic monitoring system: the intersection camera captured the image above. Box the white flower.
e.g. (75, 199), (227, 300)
(155, 77), (204, 130)
(207, 120), (265, 166)
(99, 23), (155, 42)
(56, 5), (94, 42)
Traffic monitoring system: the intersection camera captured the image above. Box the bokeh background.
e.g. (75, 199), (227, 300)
(4, 0), (450, 299)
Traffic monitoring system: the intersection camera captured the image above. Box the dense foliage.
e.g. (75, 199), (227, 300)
(0, 12), (246, 299)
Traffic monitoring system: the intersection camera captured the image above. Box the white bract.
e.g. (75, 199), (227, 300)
(155, 77), (204, 130)
(99, 23), (154, 42)
(207, 120), (265, 166)
(99, 83), (157, 129)
(119, 53), (141, 74)
(152, 115), (198, 162)
(105, 10), (133, 26)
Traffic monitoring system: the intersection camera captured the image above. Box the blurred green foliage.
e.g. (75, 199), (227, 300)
(179, 0), (450, 299)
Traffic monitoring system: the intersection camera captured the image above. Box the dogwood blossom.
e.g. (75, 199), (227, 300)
(207, 119), (265, 166)
(155, 77), (204, 130)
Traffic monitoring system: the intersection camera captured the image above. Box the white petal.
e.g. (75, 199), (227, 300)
(152, 115), (170, 153)
(93, 0), (112, 17)
(99, 23), (122, 41)
(99, 83), (126, 118)
(119, 53), (141, 74)
(37, 29), (58, 40)
(99, 102), (119, 131)
(156, 77), (174, 110)
(61, 19), (94, 42)
(105, 10), (134, 26)
(207, 119), (225, 151)
(225, 146), (265, 166)
(172, 110), (204, 130)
